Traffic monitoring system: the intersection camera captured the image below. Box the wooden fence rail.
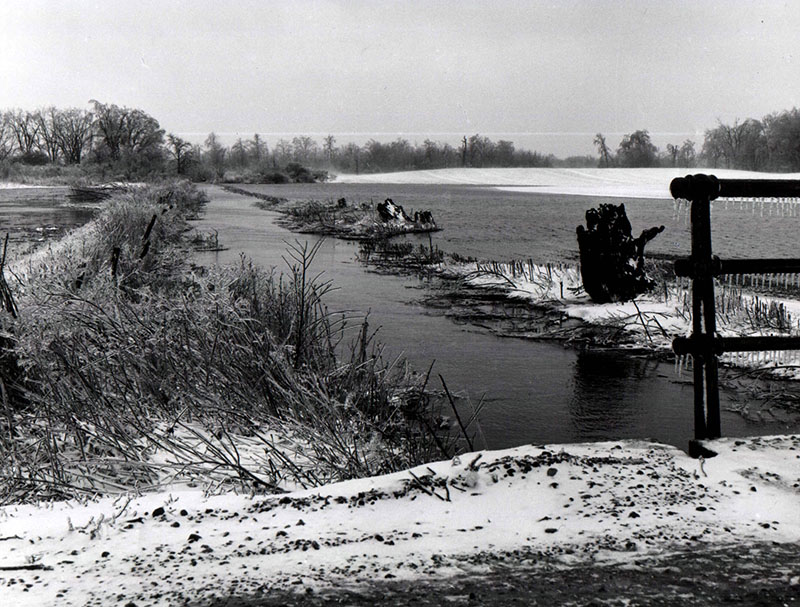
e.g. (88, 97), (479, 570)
(669, 174), (800, 455)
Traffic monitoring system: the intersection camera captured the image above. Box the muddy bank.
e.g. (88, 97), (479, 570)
(206, 542), (800, 606)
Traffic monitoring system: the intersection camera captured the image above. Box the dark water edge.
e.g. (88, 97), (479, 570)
(196, 185), (800, 450)
(0, 187), (95, 257)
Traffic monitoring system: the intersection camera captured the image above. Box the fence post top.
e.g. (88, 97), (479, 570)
(670, 174), (720, 201)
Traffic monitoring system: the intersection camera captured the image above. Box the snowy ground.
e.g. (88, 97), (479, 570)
(333, 167), (800, 199)
(1, 435), (798, 606)
(4, 171), (800, 605)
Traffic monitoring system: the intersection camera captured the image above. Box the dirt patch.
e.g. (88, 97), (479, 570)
(198, 541), (800, 606)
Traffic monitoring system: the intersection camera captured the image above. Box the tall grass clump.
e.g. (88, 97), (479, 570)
(0, 183), (459, 504)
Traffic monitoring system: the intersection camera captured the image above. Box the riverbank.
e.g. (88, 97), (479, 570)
(1, 182), (458, 508)
(360, 246), (800, 378)
(1, 434), (798, 605)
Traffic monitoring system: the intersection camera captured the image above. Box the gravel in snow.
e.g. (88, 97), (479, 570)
(1, 435), (798, 605)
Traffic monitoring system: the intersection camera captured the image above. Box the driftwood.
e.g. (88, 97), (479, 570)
(576, 203), (664, 303)
(377, 198), (412, 223)
(377, 199), (436, 229)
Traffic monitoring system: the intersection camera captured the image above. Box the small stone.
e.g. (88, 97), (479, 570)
(152, 507), (165, 517)
(546, 467), (558, 477)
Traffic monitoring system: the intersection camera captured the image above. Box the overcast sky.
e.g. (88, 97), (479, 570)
(1, 0), (798, 156)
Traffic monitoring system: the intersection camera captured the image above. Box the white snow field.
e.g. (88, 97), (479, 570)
(333, 167), (800, 199)
(1, 436), (798, 605)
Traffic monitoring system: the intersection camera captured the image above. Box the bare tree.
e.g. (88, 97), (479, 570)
(248, 133), (267, 165)
(678, 140), (696, 168)
(467, 134), (494, 167)
(273, 139), (293, 166)
(593, 133), (613, 167)
(36, 107), (62, 163)
(322, 134), (336, 164)
(166, 133), (193, 175)
(231, 138), (248, 168)
(55, 108), (94, 164)
(291, 135), (318, 164)
(665, 143), (679, 167)
(496, 139), (515, 167)
(0, 112), (16, 160)
(616, 130), (658, 168)
(7, 109), (41, 155)
(204, 132), (226, 179)
(90, 100), (164, 162)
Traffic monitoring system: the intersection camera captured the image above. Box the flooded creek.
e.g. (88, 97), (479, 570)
(195, 185), (800, 449)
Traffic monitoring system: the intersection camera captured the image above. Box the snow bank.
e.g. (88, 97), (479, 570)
(333, 168), (800, 199)
(2, 435), (798, 605)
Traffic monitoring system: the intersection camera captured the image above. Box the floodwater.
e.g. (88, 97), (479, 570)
(196, 184), (800, 450)
(231, 182), (800, 263)
(0, 187), (94, 257)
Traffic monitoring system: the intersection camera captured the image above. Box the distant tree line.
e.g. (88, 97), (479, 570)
(6, 101), (800, 179)
(0, 102), (556, 181)
(200, 132), (556, 180)
(592, 107), (800, 172)
(593, 130), (696, 169)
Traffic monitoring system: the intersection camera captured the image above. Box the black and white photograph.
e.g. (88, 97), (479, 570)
(0, 1), (799, 605)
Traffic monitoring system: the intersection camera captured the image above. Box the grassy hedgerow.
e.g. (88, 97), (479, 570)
(0, 183), (460, 504)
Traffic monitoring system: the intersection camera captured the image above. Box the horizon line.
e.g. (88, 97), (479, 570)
(175, 131), (700, 137)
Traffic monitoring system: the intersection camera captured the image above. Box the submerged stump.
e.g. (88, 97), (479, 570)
(576, 203), (664, 303)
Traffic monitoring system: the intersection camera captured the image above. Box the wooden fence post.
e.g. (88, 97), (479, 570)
(672, 174), (800, 451)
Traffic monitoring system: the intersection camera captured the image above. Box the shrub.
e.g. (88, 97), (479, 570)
(0, 186), (457, 503)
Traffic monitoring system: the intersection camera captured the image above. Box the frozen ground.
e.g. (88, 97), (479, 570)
(334, 167), (800, 199)
(1, 435), (798, 606)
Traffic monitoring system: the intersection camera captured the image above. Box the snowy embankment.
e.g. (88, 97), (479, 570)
(1, 436), (798, 605)
(333, 167), (800, 199)
(429, 256), (800, 378)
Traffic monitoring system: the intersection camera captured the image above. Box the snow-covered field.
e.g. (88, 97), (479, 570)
(334, 167), (800, 199)
(1, 435), (798, 606)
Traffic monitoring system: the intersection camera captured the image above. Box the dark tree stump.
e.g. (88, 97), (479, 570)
(377, 198), (412, 223)
(576, 203), (664, 303)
